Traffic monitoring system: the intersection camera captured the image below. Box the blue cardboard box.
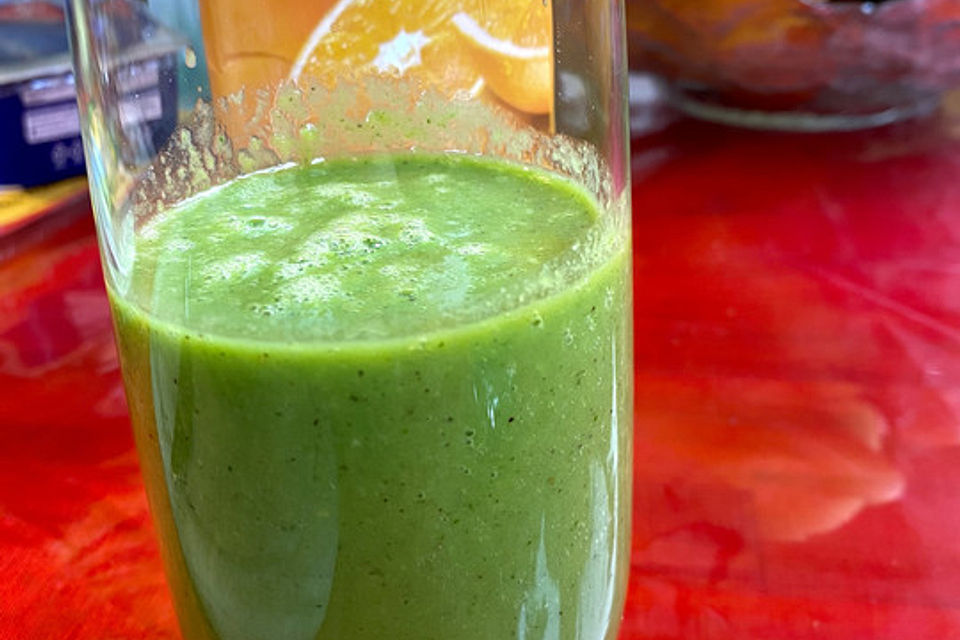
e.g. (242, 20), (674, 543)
(0, 1), (180, 188)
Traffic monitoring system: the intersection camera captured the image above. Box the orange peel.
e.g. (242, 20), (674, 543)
(451, 11), (552, 114)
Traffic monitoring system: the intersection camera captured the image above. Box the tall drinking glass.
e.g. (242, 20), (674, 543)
(67, 1), (632, 638)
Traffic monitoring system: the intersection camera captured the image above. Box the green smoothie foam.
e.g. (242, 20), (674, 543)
(111, 153), (631, 640)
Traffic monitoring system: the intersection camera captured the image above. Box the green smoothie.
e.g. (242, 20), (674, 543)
(110, 153), (631, 640)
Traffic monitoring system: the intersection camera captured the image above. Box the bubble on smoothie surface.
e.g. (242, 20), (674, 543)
(203, 253), (268, 281)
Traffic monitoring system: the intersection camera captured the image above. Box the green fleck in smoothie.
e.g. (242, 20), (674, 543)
(111, 153), (632, 640)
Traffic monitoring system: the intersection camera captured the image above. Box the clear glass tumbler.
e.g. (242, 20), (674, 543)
(66, 1), (633, 638)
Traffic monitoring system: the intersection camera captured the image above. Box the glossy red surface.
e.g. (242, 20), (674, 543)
(626, 113), (960, 639)
(4, 109), (960, 638)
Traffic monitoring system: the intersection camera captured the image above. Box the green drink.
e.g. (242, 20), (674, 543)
(111, 153), (631, 639)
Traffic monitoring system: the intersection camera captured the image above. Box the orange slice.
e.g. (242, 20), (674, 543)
(291, 0), (481, 97)
(290, 0), (553, 114)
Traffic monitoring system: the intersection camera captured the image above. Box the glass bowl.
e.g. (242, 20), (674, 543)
(626, 0), (960, 130)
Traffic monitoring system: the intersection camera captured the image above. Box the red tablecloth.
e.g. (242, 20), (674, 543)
(5, 107), (960, 638)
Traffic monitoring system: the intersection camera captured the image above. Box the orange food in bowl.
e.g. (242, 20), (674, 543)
(626, 0), (960, 120)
